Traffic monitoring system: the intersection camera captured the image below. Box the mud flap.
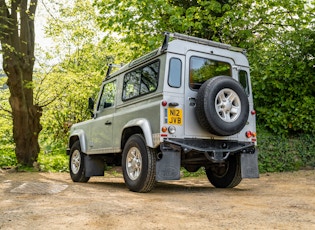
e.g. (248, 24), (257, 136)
(84, 155), (105, 177)
(241, 150), (259, 178)
(156, 151), (181, 181)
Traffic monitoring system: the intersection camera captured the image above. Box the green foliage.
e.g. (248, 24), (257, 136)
(94, 0), (170, 57)
(258, 127), (315, 173)
(38, 1), (109, 151)
(0, 149), (16, 168)
(45, 1), (100, 57)
(0, 81), (15, 167)
(0, 126), (69, 172)
(181, 167), (205, 177)
(251, 28), (315, 135)
(38, 152), (68, 172)
(95, 0), (243, 57)
(39, 69), (101, 145)
(0, 138), (68, 172)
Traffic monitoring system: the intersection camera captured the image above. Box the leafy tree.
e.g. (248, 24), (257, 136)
(94, 0), (175, 58)
(94, 0), (256, 56)
(0, 0), (41, 166)
(248, 1), (315, 134)
(38, 0), (114, 148)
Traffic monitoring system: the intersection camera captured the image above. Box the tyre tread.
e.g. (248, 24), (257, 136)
(122, 134), (156, 193)
(69, 141), (90, 183)
(205, 154), (242, 188)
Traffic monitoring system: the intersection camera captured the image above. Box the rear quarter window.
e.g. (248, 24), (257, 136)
(122, 60), (160, 100)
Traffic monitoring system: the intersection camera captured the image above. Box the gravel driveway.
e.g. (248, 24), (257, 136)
(0, 170), (314, 229)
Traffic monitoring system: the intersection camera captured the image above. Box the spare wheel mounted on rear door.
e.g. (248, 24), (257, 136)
(196, 76), (249, 136)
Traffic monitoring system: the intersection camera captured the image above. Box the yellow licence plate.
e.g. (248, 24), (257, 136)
(168, 108), (183, 125)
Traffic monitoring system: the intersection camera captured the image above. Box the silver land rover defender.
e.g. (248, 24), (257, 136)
(67, 32), (258, 192)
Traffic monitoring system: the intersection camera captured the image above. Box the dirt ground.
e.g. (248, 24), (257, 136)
(0, 169), (314, 230)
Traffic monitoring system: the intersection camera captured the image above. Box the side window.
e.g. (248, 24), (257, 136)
(123, 71), (141, 99)
(98, 81), (116, 110)
(168, 58), (182, 88)
(239, 70), (250, 95)
(189, 56), (231, 90)
(123, 61), (159, 100)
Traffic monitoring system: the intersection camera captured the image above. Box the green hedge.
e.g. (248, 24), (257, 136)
(257, 127), (315, 173)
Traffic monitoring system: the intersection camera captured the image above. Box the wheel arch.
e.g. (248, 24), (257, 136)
(68, 129), (88, 154)
(121, 118), (155, 150)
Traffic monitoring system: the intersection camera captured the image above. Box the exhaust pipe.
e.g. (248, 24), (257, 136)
(157, 152), (163, 160)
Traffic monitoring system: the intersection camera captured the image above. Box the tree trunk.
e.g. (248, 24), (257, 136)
(7, 66), (42, 166)
(0, 0), (40, 167)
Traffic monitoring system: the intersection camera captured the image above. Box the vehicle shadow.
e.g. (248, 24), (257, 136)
(86, 178), (252, 194)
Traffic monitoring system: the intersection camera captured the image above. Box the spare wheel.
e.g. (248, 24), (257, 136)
(195, 76), (249, 136)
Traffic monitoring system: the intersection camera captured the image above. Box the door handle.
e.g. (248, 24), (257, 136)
(105, 121), (112, 125)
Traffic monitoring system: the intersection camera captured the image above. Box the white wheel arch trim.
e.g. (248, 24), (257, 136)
(123, 118), (156, 148)
(69, 129), (88, 153)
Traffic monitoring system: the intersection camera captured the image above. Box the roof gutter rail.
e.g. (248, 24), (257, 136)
(163, 32), (245, 53)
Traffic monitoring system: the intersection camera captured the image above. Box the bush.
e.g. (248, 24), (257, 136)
(257, 127), (315, 173)
(0, 145), (16, 168)
(250, 29), (315, 135)
(38, 152), (68, 172)
(37, 138), (69, 172)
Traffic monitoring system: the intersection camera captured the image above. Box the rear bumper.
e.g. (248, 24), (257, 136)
(162, 138), (255, 163)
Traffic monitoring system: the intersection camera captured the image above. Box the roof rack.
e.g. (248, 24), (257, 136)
(162, 32), (245, 53)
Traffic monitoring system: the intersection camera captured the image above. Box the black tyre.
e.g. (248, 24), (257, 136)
(205, 154), (242, 188)
(196, 76), (249, 136)
(69, 141), (90, 183)
(122, 134), (156, 193)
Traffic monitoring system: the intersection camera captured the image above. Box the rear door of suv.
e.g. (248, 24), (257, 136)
(184, 51), (235, 137)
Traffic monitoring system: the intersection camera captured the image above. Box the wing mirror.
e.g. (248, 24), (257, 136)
(88, 97), (95, 118)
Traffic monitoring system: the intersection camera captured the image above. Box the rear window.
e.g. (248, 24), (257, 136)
(189, 56), (231, 90)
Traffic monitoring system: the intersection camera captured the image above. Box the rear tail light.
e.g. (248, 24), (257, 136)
(246, 131), (256, 138)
